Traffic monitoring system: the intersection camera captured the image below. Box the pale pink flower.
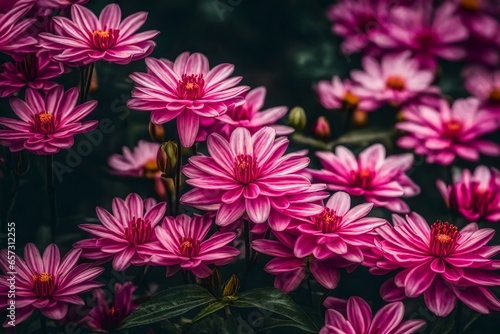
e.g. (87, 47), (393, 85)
(140, 213), (239, 278)
(128, 52), (250, 147)
(293, 191), (387, 263)
(83, 281), (138, 332)
(320, 296), (425, 334)
(0, 243), (103, 326)
(373, 212), (500, 317)
(74, 193), (167, 271)
(180, 127), (327, 230)
(397, 98), (500, 165)
(0, 0), (38, 55)
(463, 66), (500, 113)
(437, 165), (500, 222)
(200, 86), (293, 140)
(38, 4), (159, 66)
(350, 52), (438, 105)
(0, 86), (98, 155)
(0, 52), (65, 97)
(308, 143), (420, 213)
(316, 76), (379, 112)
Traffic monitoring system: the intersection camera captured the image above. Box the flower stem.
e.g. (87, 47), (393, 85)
(174, 140), (183, 216)
(79, 63), (95, 103)
(244, 220), (251, 270)
(306, 274), (313, 307)
(46, 155), (57, 235)
(342, 107), (354, 134)
(455, 301), (463, 334)
(38, 310), (48, 334)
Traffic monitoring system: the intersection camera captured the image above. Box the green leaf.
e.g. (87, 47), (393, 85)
(120, 284), (215, 329)
(231, 287), (319, 333)
(254, 317), (318, 333)
(192, 301), (227, 322)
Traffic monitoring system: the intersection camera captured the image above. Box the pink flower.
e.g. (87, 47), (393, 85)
(320, 296), (425, 334)
(293, 191), (387, 263)
(316, 76), (379, 112)
(350, 52), (438, 105)
(83, 281), (138, 332)
(0, 86), (98, 155)
(437, 165), (500, 222)
(370, 3), (468, 69)
(140, 213), (240, 278)
(0, 243), (103, 326)
(373, 212), (500, 316)
(127, 52), (250, 147)
(0, 0), (38, 55)
(308, 143), (420, 213)
(38, 0), (89, 9)
(453, 0), (500, 41)
(38, 4), (159, 66)
(200, 86), (293, 140)
(74, 193), (167, 271)
(252, 230), (356, 293)
(397, 98), (500, 165)
(180, 127), (327, 230)
(0, 52), (65, 97)
(463, 66), (500, 113)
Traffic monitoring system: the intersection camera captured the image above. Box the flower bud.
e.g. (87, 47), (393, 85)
(312, 116), (331, 139)
(156, 141), (178, 177)
(89, 67), (99, 93)
(149, 122), (165, 143)
(287, 106), (306, 132)
(222, 274), (240, 301)
(352, 110), (368, 127)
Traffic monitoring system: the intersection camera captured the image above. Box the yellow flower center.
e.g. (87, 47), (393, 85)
(460, 0), (480, 11)
(386, 76), (406, 91)
(38, 112), (53, 124)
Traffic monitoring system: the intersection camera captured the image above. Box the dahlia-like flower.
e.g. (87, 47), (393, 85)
(200, 86), (293, 140)
(437, 165), (500, 222)
(0, 0), (38, 55)
(180, 127), (327, 230)
(463, 66), (500, 113)
(397, 98), (500, 165)
(370, 2), (468, 69)
(373, 212), (500, 316)
(83, 281), (138, 332)
(128, 52), (250, 147)
(0, 243), (103, 326)
(453, 0), (500, 41)
(140, 213), (239, 278)
(320, 296), (425, 334)
(316, 75), (379, 112)
(0, 52), (65, 97)
(0, 86), (98, 155)
(252, 230), (356, 293)
(308, 143), (420, 213)
(38, 3), (158, 66)
(350, 52), (438, 106)
(74, 193), (167, 271)
(293, 191), (387, 262)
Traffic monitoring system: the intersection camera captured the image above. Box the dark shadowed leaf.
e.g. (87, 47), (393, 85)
(192, 301), (227, 322)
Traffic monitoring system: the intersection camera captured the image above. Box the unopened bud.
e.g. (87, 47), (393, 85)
(149, 122), (165, 143)
(156, 141), (178, 177)
(352, 110), (368, 127)
(14, 151), (30, 176)
(312, 116), (330, 139)
(288, 106), (306, 132)
(89, 67), (99, 93)
(222, 274), (240, 301)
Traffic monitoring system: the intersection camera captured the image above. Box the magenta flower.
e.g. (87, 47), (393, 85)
(140, 213), (239, 278)
(293, 191), (387, 263)
(0, 52), (65, 97)
(0, 0), (38, 55)
(397, 98), (500, 165)
(437, 165), (500, 222)
(83, 281), (138, 332)
(38, 0), (89, 9)
(0, 243), (103, 326)
(374, 212), (500, 316)
(463, 66), (500, 113)
(370, 2), (468, 69)
(350, 52), (438, 106)
(180, 127), (327, 230)
(453, 0), (500, 41)
(74, 193), (167, 271)
(308, 143), (420, 213)
(128, 52), (250, 147)
(38, 3), (158, 66)
(252, 230), (356, 293)
(108, 140), (160, 178)
(316, 75), (379, 112)
(200, 86), (293, 140)
(0, 86), (98, 155)
(320, 296), (425, 334)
